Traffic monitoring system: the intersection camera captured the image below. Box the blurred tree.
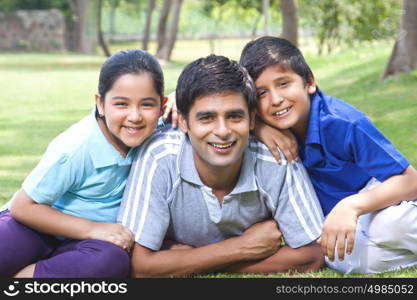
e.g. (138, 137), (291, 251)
(68, 0), (97, 54)
(108, 0), (118, 41)
(142, 0), (156, 51)
(300, 0), (400, 54)
(382, 0), (417, 79)
(262, 0), (270, 35)
(156, 0), (183, 62)
(280, 0), (298, 46)
(156, 0), (172, 55)
(98, 0), (111, 57)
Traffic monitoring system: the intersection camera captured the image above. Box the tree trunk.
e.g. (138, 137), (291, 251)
(382, 0), (417, 79)
(142, 0), (156, 51)
(156, 0), (172, 55)
(157, 0), (183, 62)
(67, 0), (96, 54)
(251, 14), (262, 38)
(109, 0), (117, 42)
(97, 0), (111, 57)
(280, 0), (298, 47)
(262, 0), (270, 35)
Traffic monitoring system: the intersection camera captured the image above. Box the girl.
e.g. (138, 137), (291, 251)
(0, 49), (164, 278)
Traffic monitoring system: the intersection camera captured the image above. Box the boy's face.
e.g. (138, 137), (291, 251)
(178, 91), (255, 174)
(254, 65), (316, 139)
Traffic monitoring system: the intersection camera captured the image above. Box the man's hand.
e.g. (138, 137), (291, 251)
(239, 219), (282, 260)
(317, 195), (362, 261)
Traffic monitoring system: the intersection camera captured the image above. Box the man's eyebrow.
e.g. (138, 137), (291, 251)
(195, 111), (216, 118)
(227, 109), (245, 115)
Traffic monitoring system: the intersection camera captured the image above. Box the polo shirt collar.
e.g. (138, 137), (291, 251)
(305, 89), (326, 146)
(179, 137), (258, 194)
(88, 109), (135, 169)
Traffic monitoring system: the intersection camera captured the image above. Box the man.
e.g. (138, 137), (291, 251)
(118, 55), (324, 277)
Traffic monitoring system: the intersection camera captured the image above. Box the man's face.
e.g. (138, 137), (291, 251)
(179, 92), (254, 175)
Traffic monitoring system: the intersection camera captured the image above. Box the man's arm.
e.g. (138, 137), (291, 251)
(223, 241), (324, 274)
(131, 220), (281, 278)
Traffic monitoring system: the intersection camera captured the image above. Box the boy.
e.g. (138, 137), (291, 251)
(118, 55), (324, 277)
(240, 36), (417, 274)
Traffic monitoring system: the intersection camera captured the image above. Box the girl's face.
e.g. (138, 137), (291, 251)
(95, 73), (161, 156)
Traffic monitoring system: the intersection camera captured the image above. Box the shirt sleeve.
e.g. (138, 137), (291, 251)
(345, 116), (409, 181)
(22, 146), (80, 206)
(117, 150), (172, 251)
(274, 161), (324, 248)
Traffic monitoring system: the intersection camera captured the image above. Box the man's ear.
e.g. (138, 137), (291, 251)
(95, 93), (104, 116)
(249, 110), (256, 131)
(178, 112), (189, 134)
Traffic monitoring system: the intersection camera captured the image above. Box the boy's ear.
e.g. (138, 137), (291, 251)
(178, 112), (189, 134)
(95, 93), (104, 115)
(307, 74), (317, 95)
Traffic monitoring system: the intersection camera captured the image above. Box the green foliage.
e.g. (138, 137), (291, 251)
(0, 0), (70, 12)
(300, 0), (401, 54)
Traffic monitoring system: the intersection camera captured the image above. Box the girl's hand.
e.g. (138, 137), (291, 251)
(317, 196), (361, 261)
(162, 91), (178, 129)
(252, 118), (298, 164)
(88, 222), (134, 251)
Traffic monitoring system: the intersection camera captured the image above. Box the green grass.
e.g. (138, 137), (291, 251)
(1, 39), (416, 277)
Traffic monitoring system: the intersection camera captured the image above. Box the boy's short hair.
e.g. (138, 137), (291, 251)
(240, 36), (313, 85)
(176, 54), (257, 118)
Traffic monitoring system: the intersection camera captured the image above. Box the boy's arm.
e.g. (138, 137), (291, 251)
(223, 242), (324, 274)
(131, 220), (282, 277)
(252, 116), (299, 164)
(10, 189), (133, 249)
(319, 165), (417, 262)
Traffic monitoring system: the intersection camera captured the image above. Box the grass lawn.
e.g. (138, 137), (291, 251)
(0, 39), (416, 278)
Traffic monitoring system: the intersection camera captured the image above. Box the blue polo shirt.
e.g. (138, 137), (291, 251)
(20, 110), (137, 223)
(300, 89), (409, 216)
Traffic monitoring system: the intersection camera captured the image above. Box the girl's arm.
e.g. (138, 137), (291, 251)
(252, 117), (299, 164)
(319, 165), (417, 261)
(10, 189), (133, 250)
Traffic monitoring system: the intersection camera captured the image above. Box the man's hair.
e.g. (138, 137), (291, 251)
(240, 36), (313, 85)
(176, 54), (257, 118)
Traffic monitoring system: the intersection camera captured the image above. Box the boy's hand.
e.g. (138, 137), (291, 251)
(162, 91), (178, 128)
(87, 222), (134, 251)
(252, 118), (298, 164)
(240, 219), (282, 260)
(317, 196), (361, 261)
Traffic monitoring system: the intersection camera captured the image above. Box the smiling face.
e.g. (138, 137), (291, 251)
(255, 65), (316, 140)
(95, 73), (161, 156)
(178, 91), (255, 177)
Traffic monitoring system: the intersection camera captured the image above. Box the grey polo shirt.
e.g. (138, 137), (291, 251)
(118, 128), (323, 251)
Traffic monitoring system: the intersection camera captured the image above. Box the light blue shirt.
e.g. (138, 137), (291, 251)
(20, 110), (137, 223)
